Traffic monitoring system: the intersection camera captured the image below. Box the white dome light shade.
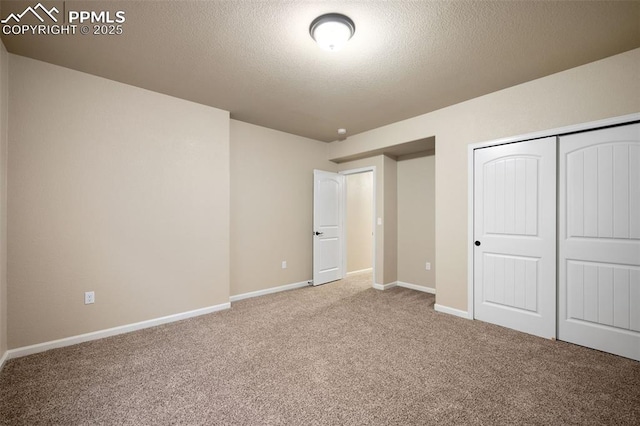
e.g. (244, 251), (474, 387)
(310, 14), (355, 51)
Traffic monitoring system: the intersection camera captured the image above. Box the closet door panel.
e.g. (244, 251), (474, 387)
(559, 123), (640, 361)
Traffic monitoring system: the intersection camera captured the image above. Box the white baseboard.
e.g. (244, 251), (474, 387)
(373, 281), (397, 291)
(434, 303), (471, 319)
(397, 281), (436, 294)
(230, 280), (310, 302)
(0, 350), (8, 371)
(346, 268), (373, 276)
(373, 281), (437, 293)
(6, 302), (231, 360)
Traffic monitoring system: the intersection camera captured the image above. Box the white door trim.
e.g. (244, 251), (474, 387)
(468, 113), (640, 320)
(340, 166), (377, 286)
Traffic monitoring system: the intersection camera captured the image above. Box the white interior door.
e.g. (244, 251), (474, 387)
(313, 170), (344, 286)
(559, 123), (640, 361)
(473, 137), (556, 338)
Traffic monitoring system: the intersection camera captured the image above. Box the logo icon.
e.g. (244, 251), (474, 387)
(1, 2), (59, 24)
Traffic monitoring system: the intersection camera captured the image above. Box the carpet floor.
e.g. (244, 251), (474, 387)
(1, 272), (639, 425)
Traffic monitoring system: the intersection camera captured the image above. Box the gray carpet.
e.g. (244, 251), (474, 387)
(1, 272), (639, 425)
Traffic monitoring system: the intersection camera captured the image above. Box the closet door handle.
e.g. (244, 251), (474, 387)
(474, 241), (481, 246)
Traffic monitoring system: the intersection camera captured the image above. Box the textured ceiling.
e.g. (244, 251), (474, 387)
(1, 0), (639, 142)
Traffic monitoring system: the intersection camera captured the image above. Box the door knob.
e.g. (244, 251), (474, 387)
(314, 231), (324, 236)
(474, 241), (481, 246)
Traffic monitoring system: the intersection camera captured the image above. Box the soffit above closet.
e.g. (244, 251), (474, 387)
(330, 137), (435, 164)
(1, 0), (638, 142)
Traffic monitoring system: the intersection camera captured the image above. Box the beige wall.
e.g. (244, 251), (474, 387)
(346, 172), (373, 273)
(397, 155), (435, 289)
(8, 55), (230, 348)
(229, 120), (336, 296)
(329, 48), (640, 312)
(382, 156), (398, 284)
(0, 42), (7, 359)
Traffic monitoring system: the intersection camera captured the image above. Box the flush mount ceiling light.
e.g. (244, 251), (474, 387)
(309, 13), (355, 51)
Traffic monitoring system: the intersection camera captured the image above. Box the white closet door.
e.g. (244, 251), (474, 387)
(473, 137), (556, 338)
(559, 123), (640, 361)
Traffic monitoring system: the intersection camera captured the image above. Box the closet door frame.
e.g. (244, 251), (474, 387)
(467, 113), (640, 323)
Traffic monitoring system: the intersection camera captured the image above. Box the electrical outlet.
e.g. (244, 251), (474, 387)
(425, 262), (431, 271)
(84, 291), (95, 305)
(282, 261), (287, 269)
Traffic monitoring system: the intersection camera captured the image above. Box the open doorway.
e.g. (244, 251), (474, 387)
(343, 169), (375, 282)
